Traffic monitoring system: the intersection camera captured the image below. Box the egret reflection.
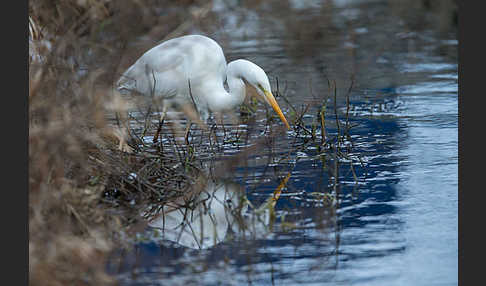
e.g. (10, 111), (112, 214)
(147, 176), (290, 249)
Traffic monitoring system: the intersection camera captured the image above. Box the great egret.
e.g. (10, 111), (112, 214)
(116, 35), (290, 146)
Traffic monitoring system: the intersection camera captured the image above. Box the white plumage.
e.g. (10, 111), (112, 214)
(117, 34), (290, 128)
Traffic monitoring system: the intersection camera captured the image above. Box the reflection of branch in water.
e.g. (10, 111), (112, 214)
(113, 67), (362, 260)
(116, 71), (363, 224)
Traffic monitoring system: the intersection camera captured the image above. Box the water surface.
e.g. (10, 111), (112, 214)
(108, 0), (458, 285)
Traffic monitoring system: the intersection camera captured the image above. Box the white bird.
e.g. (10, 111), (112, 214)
(116, 34), (290, 144)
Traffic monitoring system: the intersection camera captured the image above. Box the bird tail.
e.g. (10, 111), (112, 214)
(116, 67), (137, 95)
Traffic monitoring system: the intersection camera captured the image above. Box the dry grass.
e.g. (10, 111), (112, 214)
(28, 1), (212, 285)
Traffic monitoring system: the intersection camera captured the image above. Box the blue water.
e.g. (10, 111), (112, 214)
(108, 0), (458, 285)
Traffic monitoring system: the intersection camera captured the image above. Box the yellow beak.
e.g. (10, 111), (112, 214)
(263, 90), (291, 130)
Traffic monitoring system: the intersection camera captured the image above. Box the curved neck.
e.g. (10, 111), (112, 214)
(202, 61), (251, 113)
(204, 73), (246, 113)
(223, 59), (252, 110)
(226, 75), (246, 108)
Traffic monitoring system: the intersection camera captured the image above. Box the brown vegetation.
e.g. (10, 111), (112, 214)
(29, 1), (212, 285)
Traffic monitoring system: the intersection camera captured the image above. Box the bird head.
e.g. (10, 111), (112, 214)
(237, 60), (290, 130)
